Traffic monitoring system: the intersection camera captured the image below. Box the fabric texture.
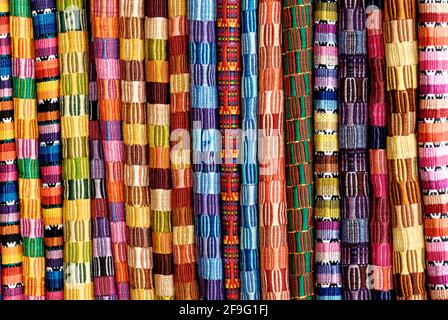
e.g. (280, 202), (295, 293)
(217, 0), (241, 300)
(384, 0), (427, 300)
(418, 0), (448, 300)
(145, 0), (174, 300)
(87, 33), (117, 299)
(240, 0), (260, 300)
(338, 0), (371, 300)
(120, 0), (154, 300)
(57, 0), (93, 299)
(92, 0), (129, 300)
(366, 0), (392, 300)
(282, 0), (315, 300)
(31, 0), (64, 300)
(168, 0), (200, 300)
(258, 0), (290, 300)
(189, 0), (224, 300)
(0, 0), (24, 300)
(10, 0), (45, 300)
(313, 0), (342, 300)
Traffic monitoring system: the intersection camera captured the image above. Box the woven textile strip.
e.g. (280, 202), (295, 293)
(10, 0), (45, 300)
(88, 32), (117, 300)
(56, 0), (93, 299)
(145, 0), (174, 300)
(30, 0), (63, 300)
(366, 0), (392, 300)
(92, 0), (129, 300)
(313, 0), (342, 300)
(0, 0), (24, 300)
(418, 0), (448, 300)
(338, 0), (371, 300)
(217, 0), (241, 300)
(240, 0), (260, 301)
(168, 0), (199, 300)
(258, 0), (289, 300)
(120, 0), (154, 300)
(282, 0), (314, 300)
(189, 0), (224, 300)
(384, 0), (427, 300)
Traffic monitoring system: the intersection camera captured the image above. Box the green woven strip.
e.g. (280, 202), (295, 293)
(282, 0), (315, 300)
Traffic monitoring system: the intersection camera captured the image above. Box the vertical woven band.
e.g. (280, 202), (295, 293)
(258, 0), (290, 300)
(313, 0), (343, 300)
(57, 0), (93, 300)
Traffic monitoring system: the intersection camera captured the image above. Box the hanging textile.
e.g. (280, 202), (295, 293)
(240, 0), (260, 300)
(217, 0), (241, 300)
(145, 0), (174, 300)
(366, 1), (392, 300)
(120, 0), (154, 300)
(418, 0), (448, 300)
(168, 0), (199, 300)
(57, 0), (93, 299)
(0, 0), (24, 300)
(338, 0), (371, 300)
(10, 0), (45, 300)
(31, 0), (63, 300)
(92, 0), (129, 300)
(282, 0), (314, 300)
(313, 0), (342, 300)
(384, 0), (427, 300)
(88, 30), (117, 299)
(189, 0), (224, 300)
(258, 0), (289, 300)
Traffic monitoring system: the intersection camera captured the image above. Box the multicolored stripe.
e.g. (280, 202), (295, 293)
(366, 0), (392, 300)
(258, 0), (290, 300)
(418, 0), (448, 300)
(189, 0), (224, 300)
(217, 0), (241, 300)
(92, 0), (129, 300)
(313, 0), (342, 300)
(240, 0), (260, 300)
(56, 0), (93, 299)
(384, 0), (427, 300)
(168, 0), (200, 300)
(31, 0), (64, 300)
(145, 0), (174, 300)
(10, 0), (45, 300)
(88, 27), (117, 300)
(0, 0), (24, 300)
(338, 0), (371, 300)
(282, 0), (314, 300)
(120, 0), (154, 300)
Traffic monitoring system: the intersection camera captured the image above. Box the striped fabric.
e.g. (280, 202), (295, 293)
(366, 1), (392, 300)
(31, 0), (64, 300)
(168, 0), (200, 300)
(10, 0), (45, 300)
(120, 0), (154, 300)
(313, 0), (342, 300)
(384, 0), (427, 300)
(338, 0), (371, 300)
(92, 0), (129, 300)
(217, 0), (241, 300)
(418, 0), (448, 300)
(145, 0), (174, 300)
(240, 0), (260, 300)
(0, 0), (24, 300)
(258, 0), (290, 300)
(56, 0), (93, 299)
(88, 36), (117, 299)
(189, 0), (224, 300)
(282, 0), (314, 300)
